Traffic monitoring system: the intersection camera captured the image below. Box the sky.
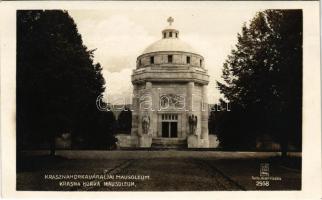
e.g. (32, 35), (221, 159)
(69, 4), (261, 104)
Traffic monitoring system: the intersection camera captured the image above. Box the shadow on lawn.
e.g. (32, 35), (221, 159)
(17, 154), (68, 172)
(268, 156), (301, 170)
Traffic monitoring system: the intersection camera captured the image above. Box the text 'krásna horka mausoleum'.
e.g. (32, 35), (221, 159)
(116, 17), (218, 148)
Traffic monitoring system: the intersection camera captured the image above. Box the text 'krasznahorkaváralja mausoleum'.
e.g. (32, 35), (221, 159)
(116, 17), (217, 149)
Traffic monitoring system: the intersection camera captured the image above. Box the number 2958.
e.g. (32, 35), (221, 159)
(256, 181), (270, 187)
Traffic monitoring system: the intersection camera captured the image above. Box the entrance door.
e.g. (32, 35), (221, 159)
(161, 114), (178, 138)
(170, 122), (177, 137)
(162, 122), (169, 137)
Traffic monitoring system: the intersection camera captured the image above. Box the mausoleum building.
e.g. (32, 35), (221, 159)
(117, 17), (214, 148)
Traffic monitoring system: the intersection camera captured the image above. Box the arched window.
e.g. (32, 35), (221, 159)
(186, 56), (191, 64)
(150, 56), (154, 64)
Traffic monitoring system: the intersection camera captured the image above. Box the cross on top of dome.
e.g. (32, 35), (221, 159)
(167, 17), (174, 26)
(162, 17), (179, 39)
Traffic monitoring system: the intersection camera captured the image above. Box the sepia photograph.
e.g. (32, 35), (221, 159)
(0, 1), (321, 199)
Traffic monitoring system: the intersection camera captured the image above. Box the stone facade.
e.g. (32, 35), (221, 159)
(116, 18), (215, 148)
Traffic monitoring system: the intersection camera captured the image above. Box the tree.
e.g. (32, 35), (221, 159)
(216, 10), (302, 156)
(82, 110), (117, 149)
(17, 10), (108, 156)
(117, 108), (132, 134)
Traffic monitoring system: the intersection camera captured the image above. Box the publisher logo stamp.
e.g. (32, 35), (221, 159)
(260, 163), (269, 177)
(251, 163), (282, 187)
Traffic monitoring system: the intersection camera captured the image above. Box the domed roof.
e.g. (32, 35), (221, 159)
(142, 38), (198, 55)
(141, 17), (200, 55)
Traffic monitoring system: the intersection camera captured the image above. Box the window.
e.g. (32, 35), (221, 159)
(163, 32), (166, 38)
(162, 114), (178, 121)
(168, 55), (173, 63)
(150, 56), (154, 64)
(200, 59), (203, 67)
(169, 32), (172, 37)
(161, 114), (178, 138)
(186, 56), (191, 64)
(139, 59), (141, 66)
(175, 33), (178, 38)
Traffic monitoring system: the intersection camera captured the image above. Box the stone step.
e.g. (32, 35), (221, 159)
(151, 138), (187, 148)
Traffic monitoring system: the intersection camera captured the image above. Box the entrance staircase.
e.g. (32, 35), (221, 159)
(151, 138), (187, 149)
